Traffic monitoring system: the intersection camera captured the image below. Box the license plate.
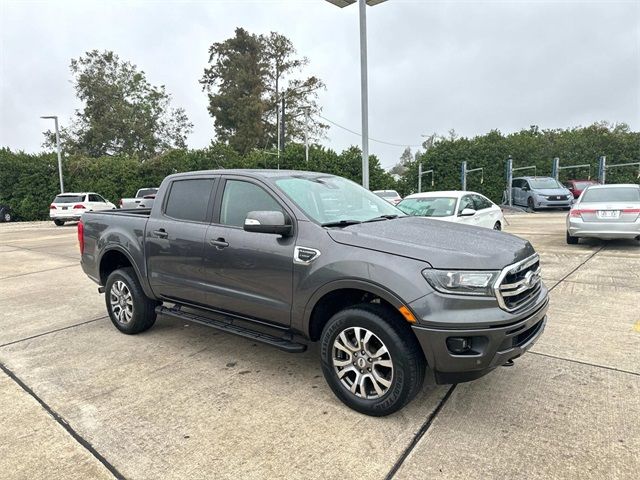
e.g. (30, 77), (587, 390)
(597, 210), (620, 219)
(62, 207), (68, 210)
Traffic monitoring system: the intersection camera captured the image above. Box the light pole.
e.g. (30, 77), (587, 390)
(325, 0), (387, 189)
(41, 115), (64, 193)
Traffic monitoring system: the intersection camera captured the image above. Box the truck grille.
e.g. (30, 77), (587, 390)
(494, 254), (541, 312)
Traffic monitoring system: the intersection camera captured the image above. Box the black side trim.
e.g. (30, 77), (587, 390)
(157, 306), (307, 353)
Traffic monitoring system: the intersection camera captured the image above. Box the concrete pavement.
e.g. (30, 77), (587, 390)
(0, 215), (638, 479)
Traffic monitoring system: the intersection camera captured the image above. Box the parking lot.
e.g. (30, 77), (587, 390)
(0, 213), (638, 480)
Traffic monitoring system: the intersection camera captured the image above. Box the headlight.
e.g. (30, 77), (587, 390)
(422, 269), (499, 296)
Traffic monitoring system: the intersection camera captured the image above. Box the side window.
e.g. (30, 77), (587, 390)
(220, 180), (284, 228)
(512, 179), (522, 189)
(88, 194), (100, 202)
(522, 180), (530, 190)
(473, 195), (492, 210)
(164, 179), (214, 222)
(458, 196), (474, 213)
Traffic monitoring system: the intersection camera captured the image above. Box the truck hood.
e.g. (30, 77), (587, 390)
(326, 217), (535, 270)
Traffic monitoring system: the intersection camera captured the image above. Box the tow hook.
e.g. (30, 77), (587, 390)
(98, 286), (105, 294)
(502, 359), (515, 367)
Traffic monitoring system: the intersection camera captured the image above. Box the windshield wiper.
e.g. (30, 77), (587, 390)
(321, 219), (362, 227)
(363, 214), (400, 223)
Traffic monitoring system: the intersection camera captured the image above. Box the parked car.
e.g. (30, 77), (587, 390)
(397, 191), (505, 230)
(566, 184), (640, 244)
(372, 189), (402, 205)
(511, 176), (573, 210)
(564, 179), (599, 199)
(50, 192), (116, 226)
(79, 170), (548, 416)
(119, 188), (159, 209)
(0, 204), (12, 222)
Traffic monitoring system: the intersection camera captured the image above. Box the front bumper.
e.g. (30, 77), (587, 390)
(411, 297), (548, 384)
(567, 218), (640, 240)
(534, 198), (573, 209)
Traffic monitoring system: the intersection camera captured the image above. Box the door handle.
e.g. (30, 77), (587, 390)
(152, 229), (168, 239)
(209, 237), (229, 249)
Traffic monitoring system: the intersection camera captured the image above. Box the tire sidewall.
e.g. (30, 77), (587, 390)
(105, 268), (154, 334)
(320, 307), (417, 416)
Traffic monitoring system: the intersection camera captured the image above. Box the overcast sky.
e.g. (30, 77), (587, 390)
(1, 0), (638, 168)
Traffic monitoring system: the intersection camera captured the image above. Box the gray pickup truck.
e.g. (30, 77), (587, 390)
(79, 169), (548, 416)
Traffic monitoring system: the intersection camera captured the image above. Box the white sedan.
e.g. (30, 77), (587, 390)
(397, 191), (505, 230)
(49, 192), (116, 226)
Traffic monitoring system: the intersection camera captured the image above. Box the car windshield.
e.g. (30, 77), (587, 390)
(581, 187), (640, 203)
(397, 197), (457, 217)
(528, 178), (563, 189)
(375, 191), (399, 198)
(53, 195), (84, 203)
(137, 188), (158, 197)
(275, 176), (403, 225)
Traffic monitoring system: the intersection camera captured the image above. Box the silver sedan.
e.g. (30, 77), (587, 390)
(566, 184), (640, 244)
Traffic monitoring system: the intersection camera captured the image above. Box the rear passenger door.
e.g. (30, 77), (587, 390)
(201, 176), (296, 326)
(146, 176), (217, 304)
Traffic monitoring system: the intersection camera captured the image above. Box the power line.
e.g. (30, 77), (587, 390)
(317, 114), (423, 148)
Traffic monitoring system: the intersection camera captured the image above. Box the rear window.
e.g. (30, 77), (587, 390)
(164, 179), (214, 222)
(375, 191), (399, 198)
(54, 195), (84, 203)
(137, 188), (158, 198)
(581, 187), (640, 203)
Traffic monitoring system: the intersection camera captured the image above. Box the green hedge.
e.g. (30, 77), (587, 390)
(0, 143), (397, 221)
(399, 124), (640, 203)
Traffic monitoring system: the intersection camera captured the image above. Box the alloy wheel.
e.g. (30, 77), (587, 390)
(332, 326), (394, 399)
(109, 280), (134, 325)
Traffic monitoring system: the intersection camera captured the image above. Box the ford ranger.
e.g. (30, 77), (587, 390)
(79, 170), (548, 416)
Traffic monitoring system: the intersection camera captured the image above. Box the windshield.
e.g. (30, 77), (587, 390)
(581, 187), (640, 203)
(53, 195), (84, 203)
(529, 178), (563, 189)
(397, 197), (457, 217)
(375, 191), (399, 198)
(137, 188), (158, 198)
(275, 176), (403, 224)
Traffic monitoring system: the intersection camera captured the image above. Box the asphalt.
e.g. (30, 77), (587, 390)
(0, 214), (638, 479)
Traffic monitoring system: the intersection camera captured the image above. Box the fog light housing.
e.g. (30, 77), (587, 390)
(447, 337), (471, 354)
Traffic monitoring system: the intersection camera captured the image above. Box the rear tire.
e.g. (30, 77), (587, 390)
(105, 267), (157, 334)
(320, 303), (425, 416)
(2, 212), (10, 222)
(566, 231), (579, 245)
(53, 219), (65, 226)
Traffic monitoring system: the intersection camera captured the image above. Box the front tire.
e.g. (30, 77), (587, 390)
(566, 231), (579, 245)
(105, 267), (157, 334)
(53, 219), (65, 226)
(527, 197), (535, 212)
(320, 303), (425, 416)
(493, 221), (502, 230)
(2, 212), (10, 222)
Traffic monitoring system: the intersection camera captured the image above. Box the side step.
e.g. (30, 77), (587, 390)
(156, 305), (307, 353)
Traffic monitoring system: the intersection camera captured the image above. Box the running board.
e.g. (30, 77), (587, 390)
(156, 305), (307, 353)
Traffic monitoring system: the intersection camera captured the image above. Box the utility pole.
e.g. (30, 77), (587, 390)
(41, 115), (64, 193)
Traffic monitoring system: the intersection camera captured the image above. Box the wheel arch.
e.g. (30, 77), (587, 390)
(98, 246), (155, 299)
(303, 280), (410, 341)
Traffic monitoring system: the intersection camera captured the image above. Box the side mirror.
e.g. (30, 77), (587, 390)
(459, 208), (477, 217)
(522, 186), (530, 191)
(244, 211), (292, 236)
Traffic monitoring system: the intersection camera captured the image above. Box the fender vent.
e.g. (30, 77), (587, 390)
(294, 246), (321, 265)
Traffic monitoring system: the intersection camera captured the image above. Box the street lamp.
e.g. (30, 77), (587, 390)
(325, 0), (387, 190)
(40, 115), (64, 193)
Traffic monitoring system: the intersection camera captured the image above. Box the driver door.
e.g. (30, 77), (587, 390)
(457, 195), (479, 226)
(201, 177), (296, 326)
